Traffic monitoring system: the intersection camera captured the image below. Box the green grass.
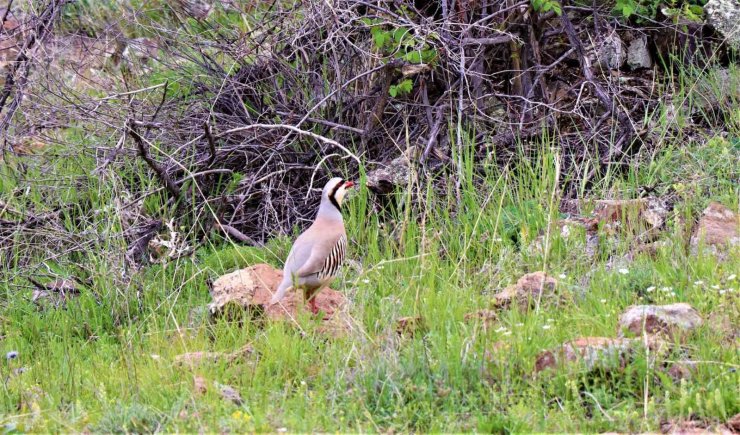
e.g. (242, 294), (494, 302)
(1, 126), (738, 432)
(1, 8), (739, 430)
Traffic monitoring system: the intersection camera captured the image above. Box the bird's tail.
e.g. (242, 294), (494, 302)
(269, 278), (292, 305)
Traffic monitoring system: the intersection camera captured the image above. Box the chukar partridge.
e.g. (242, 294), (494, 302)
(270, 177), (354, 314)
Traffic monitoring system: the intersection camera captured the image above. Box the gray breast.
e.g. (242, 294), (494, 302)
(318, 235), (347, 281)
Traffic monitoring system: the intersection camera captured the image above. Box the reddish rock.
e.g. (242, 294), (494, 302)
(666, 360), (699, 381)
(193, 376), (208, 395)
(618, 303), (702, 338)
(464, 310), (497, 329)
(174, 345), (253, 367)
(534, 336), (669, 373)
(209, 264), (347, 321)
(660, 419), (731, 435)
(726, 413), (740, 433)
(691, 202), (739, 250)
(594, 199), (648, 223)
(494, 272), (558, 309)
(396, 316), (425, 336)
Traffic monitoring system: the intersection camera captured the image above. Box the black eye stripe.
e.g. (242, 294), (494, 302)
(328, 179), (344, 211)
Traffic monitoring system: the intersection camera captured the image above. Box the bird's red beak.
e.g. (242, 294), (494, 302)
(344, 181), (355, 188)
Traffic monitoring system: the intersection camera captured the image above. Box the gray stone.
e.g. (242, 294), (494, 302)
(618, 303), (702, 338)
(627, 36), (652, 69)
(705, 0), (740, 48)
(596, 33), (626, 70)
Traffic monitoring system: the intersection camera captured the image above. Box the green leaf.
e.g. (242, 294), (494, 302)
(398, 79), (413, 94)
(392, 27), (408, 43)
(404, 51), (422, 64)
(389, 86), (398, 97)
(372, 29), (389, 49)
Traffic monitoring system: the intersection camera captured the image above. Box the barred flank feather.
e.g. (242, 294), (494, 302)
(318, 235), (347, 280)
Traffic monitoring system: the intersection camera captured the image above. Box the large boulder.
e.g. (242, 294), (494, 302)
(618, 303), (702, 338)
(208, 264), (347, 320)
(705, 0), (740, 48)
(534, 336), (668, 373)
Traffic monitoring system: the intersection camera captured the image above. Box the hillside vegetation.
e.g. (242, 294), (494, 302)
(0, 0), (738, 432)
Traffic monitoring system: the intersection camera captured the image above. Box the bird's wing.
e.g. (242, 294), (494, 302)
(294, 231), (345, 278)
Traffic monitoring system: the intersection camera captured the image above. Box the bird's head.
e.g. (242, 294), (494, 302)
(323, 177), (355, 210)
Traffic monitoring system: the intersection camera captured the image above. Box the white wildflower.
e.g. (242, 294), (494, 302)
(618, 268), (629, 275)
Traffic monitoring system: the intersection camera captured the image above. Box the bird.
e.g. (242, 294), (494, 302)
(270, 177), (354, 315)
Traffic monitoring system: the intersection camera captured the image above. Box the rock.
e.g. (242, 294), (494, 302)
(618, 303), (702, 338)
(209, 264), (347, 321)
(401, 63), (431, 77)
(175, 351), (223, 366)
(174, 345), (254, 366)
(366, 150), (413, 194)
(595, 33), (626, 70)
(396, 316), (425, 336)
(660, 419), (732, 435)
(591, 197), (669, 242)
(534, 336), (669, 373)
(691, 202), (739, 250)
(627, 35), (652, 69)
(726, 413), (740, 433)
(215, 382), (243, 406)
(493, 272), (558, 309)
(705, 0), (740, 48)
(30, 278), (80, 308)
(193, 376), (208, 395)
(666, 360), (699, 381)
(464, 310), (497, 329)
(595, 198), (647, 224)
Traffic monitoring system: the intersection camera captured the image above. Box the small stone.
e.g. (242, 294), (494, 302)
(493, 272), (558, 309)
(464, 310), (497, 329)
(595, 33), (626, 70)
(618, 303), (702, 338)
(396, 316), (425, 336)
(366, 151), (412, 194)
(175, 345), (253, 366)
(666, 360), (698, 381)
(627, 35), (652, 69)
(691, 202), (739, 251)
(215, 382), (243, 406)
(193, 376), (208, 395)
